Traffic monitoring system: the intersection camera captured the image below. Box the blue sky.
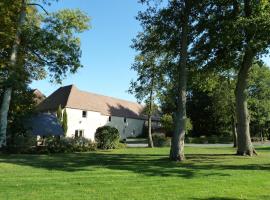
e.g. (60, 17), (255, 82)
(30, 0), (144, 102)
(30, 0), (270, 102)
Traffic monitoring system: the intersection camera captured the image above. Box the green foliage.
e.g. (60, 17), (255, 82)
(116, 142), (127, 149)
(152, 134), (171, 147)
(56, 106), (68, 136)
(160, 114), (173, 135)
(5, 87), (37, 152)
(248, 64), (270, 138)
(3, 131), (36, 154)
(56, 105), (62, 122)
(43, 137), (96, 153)
(1, 2), (91, 89)
(62, 109), (68, 136)
(185, 136), (232, 144)
(95, 126), (120, 149)
(186, 117), (193, 135)
(20, 8), (90, 84)
(160, 114), (192, 136)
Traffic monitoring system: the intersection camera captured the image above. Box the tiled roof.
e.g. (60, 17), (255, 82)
(37, 85), (147, 120)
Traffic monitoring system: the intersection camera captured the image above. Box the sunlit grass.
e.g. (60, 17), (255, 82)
(0, 146), (270, 200)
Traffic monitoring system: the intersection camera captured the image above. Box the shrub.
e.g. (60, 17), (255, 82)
(44, 137), (96, 153)
(95, 126), (120, 149)
(185, 136), (232, 144)
(3, 131), (36, 154)
(152, 133), (171, 147)
(116, 142), (127, 149)
(27, 136), (96, 154)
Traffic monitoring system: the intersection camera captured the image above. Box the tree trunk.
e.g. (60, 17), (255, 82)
(232, 116), (237, 148)
(235, 48), (256, 156)
(148, 79), (154, 148)
(169, 0), (190, 161)
(0, 88), (12, 147)
(148, 115), (154, 148)
(0, 0), (26, 148)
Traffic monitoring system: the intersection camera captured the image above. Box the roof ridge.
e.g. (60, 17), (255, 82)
(76, 87), (142, 107)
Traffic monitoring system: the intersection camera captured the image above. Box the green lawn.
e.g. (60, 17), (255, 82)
(0, 146), (270, 200)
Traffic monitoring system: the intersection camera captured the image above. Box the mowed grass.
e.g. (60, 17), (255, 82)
(0, 146), (270, 200)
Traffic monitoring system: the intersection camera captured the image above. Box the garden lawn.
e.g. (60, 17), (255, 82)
(0, 146), (270, 200)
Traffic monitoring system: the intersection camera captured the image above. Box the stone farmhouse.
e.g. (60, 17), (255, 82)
(36, 85), (158, 141)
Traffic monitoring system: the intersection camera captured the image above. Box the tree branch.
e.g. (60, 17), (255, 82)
(29, 49), (57, 65)
(27, 3), (49, 15)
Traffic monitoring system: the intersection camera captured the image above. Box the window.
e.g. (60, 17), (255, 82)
(109, 116), (112, 122)
(79, 130), (84, 137)
(75, 130), (79, 138)
(75, 130), (84, 138)
(124, 117), (127, 123)
(82, 110), (87, 118)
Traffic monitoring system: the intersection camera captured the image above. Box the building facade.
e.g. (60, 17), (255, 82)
(37, 85), (153, 141)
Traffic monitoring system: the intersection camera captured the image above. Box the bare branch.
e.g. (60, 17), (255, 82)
(27, 3), (49, 15)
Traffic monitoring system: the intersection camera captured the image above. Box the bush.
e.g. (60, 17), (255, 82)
(44, 137), (96, 153)
(116, 142), (127, 149)
(251, 137), (268, 142)
(35, 136), (97, 154)
(3, 131), (36, 154)
(95, 126), (120, 149)
(185, 135), (232, 144)
(152, 133), (171, 147)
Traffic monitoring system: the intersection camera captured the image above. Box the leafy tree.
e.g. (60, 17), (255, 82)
(248, 64), (270, 140)
(0, 0), (27, 148)
(129, 53), (163, 148)
(135, 0), (206, 161)
(195, 0), (270, 155)
(0, 1), (90, 147)
(6, 86), (37, 152)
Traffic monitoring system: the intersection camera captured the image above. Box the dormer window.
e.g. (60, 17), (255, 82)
(82, 110), (87, 118)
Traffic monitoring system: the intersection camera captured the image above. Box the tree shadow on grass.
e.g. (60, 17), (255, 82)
(0, 152), (269, 178)
(192, 198), (245, 200)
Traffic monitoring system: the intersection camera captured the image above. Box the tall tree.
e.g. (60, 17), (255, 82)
(135, 0), (205, 160)
(0, 1), (90, 147)
(129, 54), (162, 148)
(0, 0), (27, 147)
(196, 0), (270, 155)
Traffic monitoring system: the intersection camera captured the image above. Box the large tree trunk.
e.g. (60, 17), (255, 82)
(235, 48), (256, 156)
(0, 88), (12, 147)
(148, 80), (154, 148)
(169, 0), (190, 161)
(0, 0), (26, 148)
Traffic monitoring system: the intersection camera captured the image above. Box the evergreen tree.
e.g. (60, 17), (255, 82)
(62, 109), (68, 136)
(56, 105), (62, 123)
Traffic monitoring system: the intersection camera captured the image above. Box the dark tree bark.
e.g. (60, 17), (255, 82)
(0, 0), (26, 148)
(148, 79), (154, 148)
(170, 0), (190, 161)
(235, 48), (256, 156)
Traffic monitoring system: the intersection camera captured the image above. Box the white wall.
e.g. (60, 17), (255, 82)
(107, 116), (145, 139)
(65, 108), (145, 141)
